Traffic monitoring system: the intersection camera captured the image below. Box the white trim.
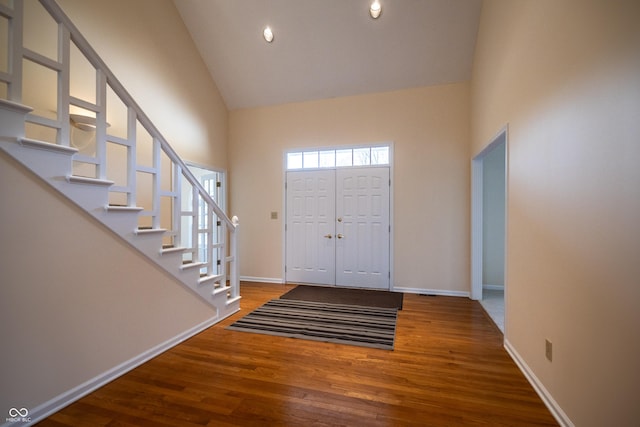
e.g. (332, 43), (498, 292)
(482, 284), (504, 291)
(471, 155), (484, 300)
(281, 152), (288, 283)
(240, 276), (284, 284)
(504, 340), (574, 427)
(388, 144), (395, 293)
(15, 315), (222, 427)
(393, 286), (470, 298)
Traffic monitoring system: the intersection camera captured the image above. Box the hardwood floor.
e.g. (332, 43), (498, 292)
(37, 282), (558, 426)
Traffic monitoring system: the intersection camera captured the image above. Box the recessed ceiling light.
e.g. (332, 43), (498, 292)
(370, 0), (382, 19)
(263, 26), (274, 43)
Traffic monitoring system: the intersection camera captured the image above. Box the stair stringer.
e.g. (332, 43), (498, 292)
(0, 99), (240, 321)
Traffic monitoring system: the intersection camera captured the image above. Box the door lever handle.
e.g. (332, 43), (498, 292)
(336, 233), (344, 239)
(324, 234), (333, 239)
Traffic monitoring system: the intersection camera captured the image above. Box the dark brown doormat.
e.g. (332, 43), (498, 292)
(281, 284), (403, 310)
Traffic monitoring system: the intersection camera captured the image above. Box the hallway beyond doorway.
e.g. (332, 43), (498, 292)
(480, 288), (504, 332)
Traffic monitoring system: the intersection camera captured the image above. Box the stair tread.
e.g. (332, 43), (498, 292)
(161, 246), (186, 254)
(135, 227), (167, 235)
(106, 205), (144, 212)
(199, 274), (224, 285)
(180, 261), (206, 271)
(0, 98), (33, 113)
(213, 286), (233, 297)
(21, 137), (78, 155)
(67, 175), (114, 186)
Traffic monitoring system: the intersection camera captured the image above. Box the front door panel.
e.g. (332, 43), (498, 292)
(285, 170), (335, 285)
(336, 168), (390, 289)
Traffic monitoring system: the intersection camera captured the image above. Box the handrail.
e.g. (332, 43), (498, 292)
(38, 0), (235, 230)
(2, 0), (238, 298)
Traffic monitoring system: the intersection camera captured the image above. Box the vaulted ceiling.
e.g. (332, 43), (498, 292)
(174, 0), (483, 110)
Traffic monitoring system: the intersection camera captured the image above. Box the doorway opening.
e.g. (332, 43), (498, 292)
(471, 128), (507, 332)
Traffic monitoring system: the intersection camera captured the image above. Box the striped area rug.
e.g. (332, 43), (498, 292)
(227, 299), (398, 350)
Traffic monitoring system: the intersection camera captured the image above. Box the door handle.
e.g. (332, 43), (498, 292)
(324, 234), (333, 239)
(336, 233), (344, 239)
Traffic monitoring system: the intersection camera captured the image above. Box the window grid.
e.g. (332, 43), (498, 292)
(286, 145), (390, 170)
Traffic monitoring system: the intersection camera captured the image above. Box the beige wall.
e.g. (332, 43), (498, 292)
(471, 0), (640, 425)
(229, 83), (470, 293)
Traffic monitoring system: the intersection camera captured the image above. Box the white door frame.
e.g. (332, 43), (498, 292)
(471, 126), (508, 301)
(282, 143), (394, 288)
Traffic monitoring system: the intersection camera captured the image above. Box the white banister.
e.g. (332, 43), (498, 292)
(2, 0), (239, 303)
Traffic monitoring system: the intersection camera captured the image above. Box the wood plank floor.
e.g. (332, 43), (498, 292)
(37, 282), (558, 426)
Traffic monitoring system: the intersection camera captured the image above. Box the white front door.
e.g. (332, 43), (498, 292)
(285, 170), (336, 285)
(285, 167), (390, 289)
(335, 167), (390, 289)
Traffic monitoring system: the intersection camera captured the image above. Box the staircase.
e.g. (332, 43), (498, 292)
(0, 0), (240, 320)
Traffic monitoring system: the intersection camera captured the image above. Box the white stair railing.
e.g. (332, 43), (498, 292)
(0, 0), (239, 302)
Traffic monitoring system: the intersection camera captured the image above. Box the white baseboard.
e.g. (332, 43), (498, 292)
(483, 284), (504, 291)
(392, 286), (470, 298)
(240, 276), (284, 284)
(18, 315), (221, 427)
(504, 339), (574, 427)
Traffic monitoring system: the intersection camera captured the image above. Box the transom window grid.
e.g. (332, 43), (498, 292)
(286, 145), (390, 170)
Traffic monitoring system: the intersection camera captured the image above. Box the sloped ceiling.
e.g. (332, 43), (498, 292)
(174, 0), (483, 110)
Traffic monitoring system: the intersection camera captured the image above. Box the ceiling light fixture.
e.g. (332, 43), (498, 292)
(370, 0), (382, 19)
(263, 26), (274, 43)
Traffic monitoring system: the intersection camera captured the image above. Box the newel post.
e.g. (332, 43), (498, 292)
(230, 215), (240, 298)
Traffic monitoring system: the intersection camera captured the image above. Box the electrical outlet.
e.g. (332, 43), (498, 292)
(270, 211), (278, 220)
(545, 339), (553, 362)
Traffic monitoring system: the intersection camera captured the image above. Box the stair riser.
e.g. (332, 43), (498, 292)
(0, 140), (74, 180)
(89, 210), (141, 237)
(0, 99), (31, 136)
(59, 184), (113, 215)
